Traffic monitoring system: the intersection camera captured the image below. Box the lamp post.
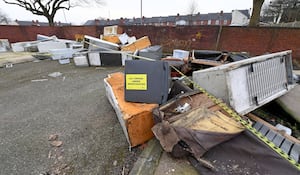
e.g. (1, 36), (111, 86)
(141, 0), (143, 25)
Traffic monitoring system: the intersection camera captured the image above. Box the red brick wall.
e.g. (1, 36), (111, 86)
(1, 25), (300, 62)
(0, 25), (98, 42)
(219, 26), (300, 60)
(121, 25), (219, 53)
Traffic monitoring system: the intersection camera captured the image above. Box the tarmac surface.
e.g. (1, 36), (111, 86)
(2, 56), (299, 175)
(0, 59), (140, 175)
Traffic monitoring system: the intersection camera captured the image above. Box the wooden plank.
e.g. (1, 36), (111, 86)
(191, 59), (223, 66)
(247, 113), (300, 144)
(121, 36), (151, 52)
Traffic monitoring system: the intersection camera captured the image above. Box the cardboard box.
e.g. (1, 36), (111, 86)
(104, 72), (158, 147)
(121, 36), (151, 52)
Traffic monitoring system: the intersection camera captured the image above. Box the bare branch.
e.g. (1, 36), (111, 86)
(2, 0), (105, 26)
(0, 8), (10, 24)
(187, 0), (198, 15)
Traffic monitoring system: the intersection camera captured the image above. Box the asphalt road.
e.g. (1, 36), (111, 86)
(0, 59), (139, 175)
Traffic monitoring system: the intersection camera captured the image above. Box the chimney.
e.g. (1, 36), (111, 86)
(120, 17), (124, 25)
(95, 19), (100, 25)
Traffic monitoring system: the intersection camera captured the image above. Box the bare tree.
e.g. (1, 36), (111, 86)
(0, 9), (10, 24)
(2, 0), (105, 26)
(249, 0), (265, 26)
(187, 0), (198, 15)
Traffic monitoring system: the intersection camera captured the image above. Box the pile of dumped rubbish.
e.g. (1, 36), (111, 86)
(1, 25), (300, 174)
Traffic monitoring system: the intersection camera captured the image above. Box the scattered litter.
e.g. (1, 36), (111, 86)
(84, 35), (119, 51)
(58, 58), (70, 65)
(121, 36), (151, 52)
(48, 150), (52, 159)
(49, 48), (77, 60)
(275, 124), (292, 135)
(37, 40), (67, 53)
(11, 41), (38, 52)
(103, 25), (123, 36)
(4, 62), (13, 68)
(95, 67), (106, 70)
(33, 59), (41, 63)
(88, 52), (102, 66)
(102, 35), (121, 44)
(100, 51), (132, 66)
(48, 134), (58, 141)
(62, 76), (66, 81)
(104, 72), (158, 147)
(73, 52), (89, 67)
(139, 45), (162, 60)
(48, 72), (63, 78)
(175, 103), (191, 113)
(127, 36), (137, 45)
(32, 52), (52, 60)
(173, 49), (189, 60)
(293, 74), (299, 83)
(31, 79), (48, 82)
(193, 50), (295, 115)
(118, 33), (130, 45)
(50, 140), (63, 147)
(125, 60), (169, 104)
(37, 34), (57, 41)
(113, 160), (118, 166)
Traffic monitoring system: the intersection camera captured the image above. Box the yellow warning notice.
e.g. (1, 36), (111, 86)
(126, 74), (147, 90)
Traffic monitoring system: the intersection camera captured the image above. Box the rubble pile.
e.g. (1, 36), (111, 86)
(1, 25), (300, 174)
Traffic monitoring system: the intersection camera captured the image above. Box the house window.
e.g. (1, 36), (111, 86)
(208, 20), (211, 25)
(215, 20), (219, 25)
(224, 20), (228, 25)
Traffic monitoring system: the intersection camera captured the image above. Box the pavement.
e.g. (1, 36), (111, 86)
(129, 139), (199, 175)
(0, 58), (137, 175)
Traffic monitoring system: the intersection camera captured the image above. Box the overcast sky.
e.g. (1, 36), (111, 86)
(0, 0), (257, 25)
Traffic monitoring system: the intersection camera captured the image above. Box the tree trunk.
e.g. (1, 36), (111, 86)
(46, 15), (55, 26)
(249, 0), (265, 26)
